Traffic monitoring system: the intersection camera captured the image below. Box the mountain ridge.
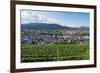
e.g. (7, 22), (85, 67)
(21, 23), (89, 31)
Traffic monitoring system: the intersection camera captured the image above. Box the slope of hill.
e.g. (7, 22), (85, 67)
(21, 23), (89, 31)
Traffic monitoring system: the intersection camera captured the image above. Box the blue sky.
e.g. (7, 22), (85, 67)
(21, 10), (90, 27)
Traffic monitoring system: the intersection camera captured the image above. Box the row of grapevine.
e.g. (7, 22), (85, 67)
(21, 44), (89, 62)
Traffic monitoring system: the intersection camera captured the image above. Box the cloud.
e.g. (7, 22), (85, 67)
(21, 10), (57, 24)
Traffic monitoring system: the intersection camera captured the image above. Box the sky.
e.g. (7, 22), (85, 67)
(21, 9), (90, 27)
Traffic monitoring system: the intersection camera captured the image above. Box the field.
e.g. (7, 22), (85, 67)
(21, 44), (89, 62)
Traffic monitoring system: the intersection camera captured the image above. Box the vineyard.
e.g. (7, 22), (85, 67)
(21, 44), (89, 62)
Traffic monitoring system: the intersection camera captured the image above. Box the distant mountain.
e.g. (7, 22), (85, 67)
(21, 23), (89, 31)
(79, 26), (89, 30)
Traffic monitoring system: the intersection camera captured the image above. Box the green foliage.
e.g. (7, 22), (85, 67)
(21, 44), (89, 62)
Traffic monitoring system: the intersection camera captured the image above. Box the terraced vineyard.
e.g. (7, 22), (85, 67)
(21, 44), (89, 62)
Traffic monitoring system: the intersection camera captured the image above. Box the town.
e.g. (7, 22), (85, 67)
(21, 29), (89, 45)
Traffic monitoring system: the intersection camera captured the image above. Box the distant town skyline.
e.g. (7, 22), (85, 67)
(21, 10), (90, 27)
